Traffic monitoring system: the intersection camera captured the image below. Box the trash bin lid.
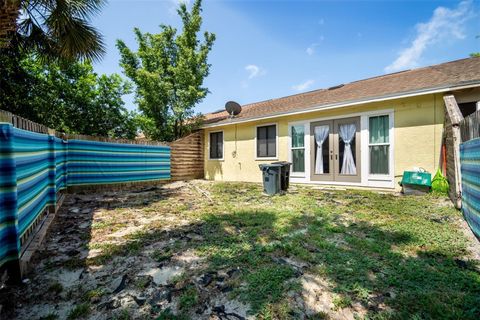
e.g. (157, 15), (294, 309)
(259, 163), (283, 170)
(272, 161), (292, 166)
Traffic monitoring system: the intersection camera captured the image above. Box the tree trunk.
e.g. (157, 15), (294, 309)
(0, 0), (21, 48)
(174, 119), (179, 140)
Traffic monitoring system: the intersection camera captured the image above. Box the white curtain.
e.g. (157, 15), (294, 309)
(339, 123), (357, 175)
(314, 125), (329, 174)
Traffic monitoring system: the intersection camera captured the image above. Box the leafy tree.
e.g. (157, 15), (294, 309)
(116, 0), (215, 141)
(0, 0), (105, 61)
(0, 49), (137, 139)
(471, 35), (480, 57)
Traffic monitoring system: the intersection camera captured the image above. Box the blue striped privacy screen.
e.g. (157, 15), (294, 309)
(460, 138), (480, 240)
(0, 123), (170, 272)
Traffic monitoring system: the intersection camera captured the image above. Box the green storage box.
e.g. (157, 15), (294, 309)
(400, 171), (432, 195)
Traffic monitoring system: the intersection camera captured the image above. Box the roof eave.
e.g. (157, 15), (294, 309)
(201, 80), (480, 129)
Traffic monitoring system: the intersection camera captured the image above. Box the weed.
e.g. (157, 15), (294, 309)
(151, 249), (172, 263)
(349, 283), (370, 302)
(332, 295), (352, 310)
(309, 311), (329, 319)
(134, 276), (151, 289)
(113, 309), (130, 320)
(178, 286), (199, 310)
(64, 258), (84, 270)
(47, 282), (63, 295)
(257, 302), (292, 320)
(156, 308), (189, 320)
(83, 288), (105, 301)
(40, 313), (58, 320)
(242, 265), (295, 312)
(171, 272), (188, 285)
(67, 303), (90, 319)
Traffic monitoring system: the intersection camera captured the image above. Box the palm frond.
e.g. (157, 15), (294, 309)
(53, 16), (105, 61)
(15, 0), (105, 61)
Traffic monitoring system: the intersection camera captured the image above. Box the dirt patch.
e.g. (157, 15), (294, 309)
(4, 181), (253, 320)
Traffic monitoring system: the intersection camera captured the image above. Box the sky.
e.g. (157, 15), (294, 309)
(92, 0), (480, 115)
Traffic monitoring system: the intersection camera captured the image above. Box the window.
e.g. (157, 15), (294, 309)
(209, 131), (223, 160)
(257, 124), (277, 158)
(369, 115), (389, 175)
(291, 125), (305, 173)
(458, 102), (479, 118)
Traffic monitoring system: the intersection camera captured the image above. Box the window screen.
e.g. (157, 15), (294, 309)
(369, 115), (389, 175)
(257, 125), (277, 158)
(291, 125), (305, 173)
(209, 132), (223, 159)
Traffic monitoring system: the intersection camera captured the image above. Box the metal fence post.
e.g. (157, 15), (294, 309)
(0, 123), (21, 283)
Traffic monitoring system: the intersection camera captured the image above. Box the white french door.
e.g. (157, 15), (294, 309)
(310, 117), (361, 183)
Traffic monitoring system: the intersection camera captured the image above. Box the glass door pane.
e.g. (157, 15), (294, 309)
(333, 117), (361, 182)
(321, 136), (330, 174)
(338, 123), (357, 175)
(314, 125), (330, 174)
(310, 121), (333, 181)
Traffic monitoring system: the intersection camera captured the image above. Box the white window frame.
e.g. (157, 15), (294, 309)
(255, 123), (278, 160)
(288, 122), (307, 177)
(367, 113), (394, 181)
(208, 130), (224, 161)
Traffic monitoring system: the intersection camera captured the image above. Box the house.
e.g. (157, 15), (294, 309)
(201, 57), (480, 190)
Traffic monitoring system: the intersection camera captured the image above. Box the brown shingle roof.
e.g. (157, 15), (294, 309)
(203, 57), (480, 126)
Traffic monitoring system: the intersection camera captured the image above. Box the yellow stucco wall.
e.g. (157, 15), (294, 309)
(204, 94), (445, 189)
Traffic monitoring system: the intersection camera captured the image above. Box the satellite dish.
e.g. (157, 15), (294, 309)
(225, 101), (242, 117)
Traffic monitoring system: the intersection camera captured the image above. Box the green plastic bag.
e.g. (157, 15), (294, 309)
(431, 168), (449, 193)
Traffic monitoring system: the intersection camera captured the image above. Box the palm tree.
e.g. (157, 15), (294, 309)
(0, 0), (105, 61)
(0, 1), (21, 47)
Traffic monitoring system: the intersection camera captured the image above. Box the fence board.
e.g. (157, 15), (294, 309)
(169, 131), (204, 180)
(460, 110), (480, 142)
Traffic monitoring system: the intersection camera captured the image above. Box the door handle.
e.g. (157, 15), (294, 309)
(335, 154), (338, 160)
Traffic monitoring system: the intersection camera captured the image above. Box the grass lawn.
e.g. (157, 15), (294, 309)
(9, 181), (480, 320)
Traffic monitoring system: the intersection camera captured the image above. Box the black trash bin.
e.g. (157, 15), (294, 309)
(259, 163), (282, 195)
(272, 161), (292, 191)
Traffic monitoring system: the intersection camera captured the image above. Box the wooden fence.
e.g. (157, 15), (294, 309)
(169, 131), (204, 180)
(0, 110), (50, 133)
(460, 110), (480, 142)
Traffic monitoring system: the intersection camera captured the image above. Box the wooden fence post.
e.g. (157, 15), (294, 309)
(444, 95), (464, 209)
